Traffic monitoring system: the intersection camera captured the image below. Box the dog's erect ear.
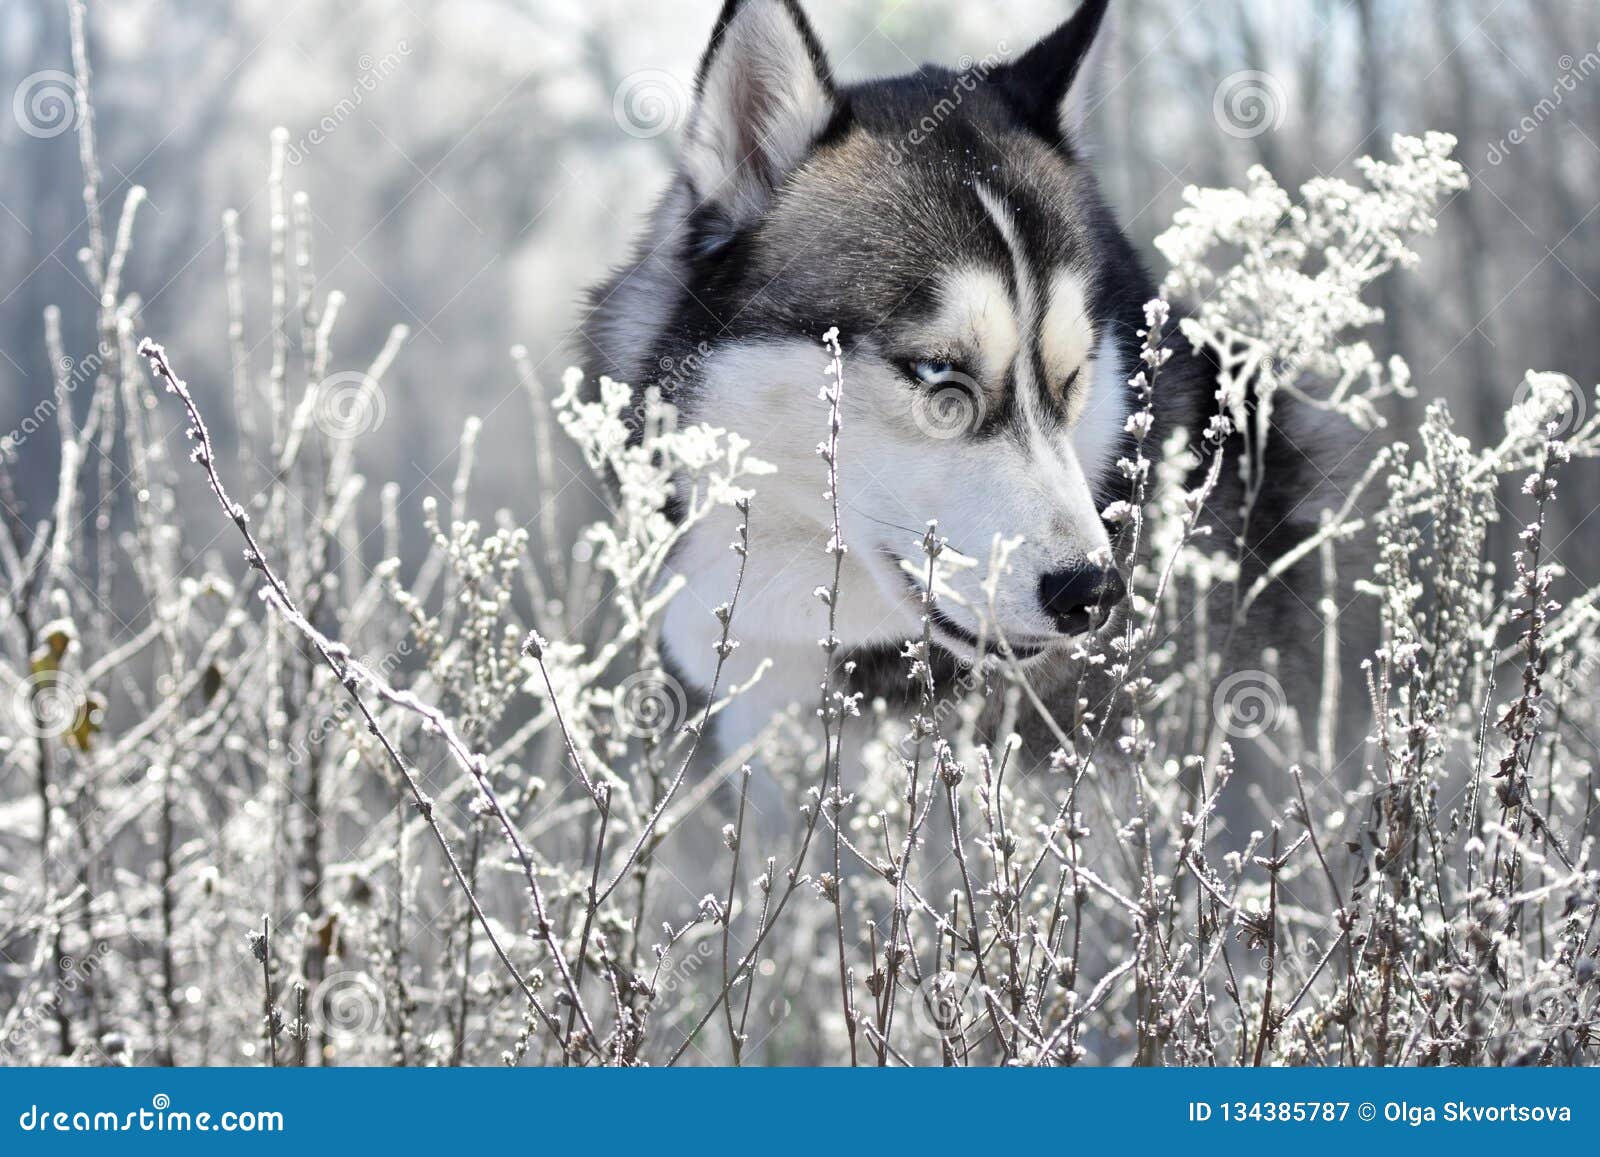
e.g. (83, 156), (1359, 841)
(683, 0), (836, 229)
(999, 0), (1114, 147)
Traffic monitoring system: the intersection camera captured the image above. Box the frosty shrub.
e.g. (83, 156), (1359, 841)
(2, 14), (1597, 1067)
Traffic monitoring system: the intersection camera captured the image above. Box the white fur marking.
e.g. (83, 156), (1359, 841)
(1043, 268), (1094, 417)
(922, 268), (1019, 387)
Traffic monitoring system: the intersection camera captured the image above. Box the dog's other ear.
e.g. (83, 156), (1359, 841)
(1000, 0), (1114, 148)
(683, 0), (836, 229)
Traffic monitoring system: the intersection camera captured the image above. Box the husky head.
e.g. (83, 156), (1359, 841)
(583, 0), (1151, 700)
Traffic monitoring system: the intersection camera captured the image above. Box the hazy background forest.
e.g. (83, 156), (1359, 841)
(3, 0), (1597, 565)
(2, 0), (1599, 1068)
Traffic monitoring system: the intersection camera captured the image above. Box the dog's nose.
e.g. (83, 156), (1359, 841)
(1038, 565), (1126, 634)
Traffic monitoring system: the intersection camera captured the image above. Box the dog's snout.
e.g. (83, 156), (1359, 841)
(1038, 565), (1126, 634)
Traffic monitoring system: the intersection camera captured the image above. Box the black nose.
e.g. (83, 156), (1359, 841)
(1038, 565), (1126, 634)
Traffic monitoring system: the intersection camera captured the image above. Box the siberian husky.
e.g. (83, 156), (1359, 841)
(580, 0), (1336, 759)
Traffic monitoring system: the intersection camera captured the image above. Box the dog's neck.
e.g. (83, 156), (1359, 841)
(659, 490), (923, 751)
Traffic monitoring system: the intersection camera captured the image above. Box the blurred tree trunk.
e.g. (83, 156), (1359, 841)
(1231, 1), (1284, 178)
(3, 1), (81, 513)
(1358, 0), (1418, 432)
(1435, 0), (1504, 443)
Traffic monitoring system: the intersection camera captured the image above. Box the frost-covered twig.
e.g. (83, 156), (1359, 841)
(135, 337), (585, 1056)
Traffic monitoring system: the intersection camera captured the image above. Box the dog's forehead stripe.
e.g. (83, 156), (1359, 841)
(971, 184), (1099, 432)
(972, 182), (1044, 430)
(972, 182), (1038, 327)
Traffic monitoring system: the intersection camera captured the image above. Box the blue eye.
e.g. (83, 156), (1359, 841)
(911, 359), (967, 386)
(906, 360), (986, 439)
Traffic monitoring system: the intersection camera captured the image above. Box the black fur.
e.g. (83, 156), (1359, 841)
(997, 0), (1112, 148)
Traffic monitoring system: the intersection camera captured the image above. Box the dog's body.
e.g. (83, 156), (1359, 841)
(580, 0), (1337, 760)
